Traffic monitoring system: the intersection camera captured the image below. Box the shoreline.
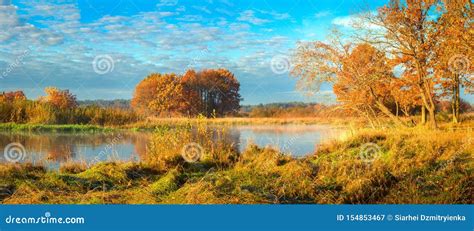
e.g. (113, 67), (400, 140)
(0, 127), (471, 204)
(0, 118), (357, 133)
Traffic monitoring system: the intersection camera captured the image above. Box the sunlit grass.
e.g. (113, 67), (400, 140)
(0, 125), (471, 204)
(0, 123), (114, 132)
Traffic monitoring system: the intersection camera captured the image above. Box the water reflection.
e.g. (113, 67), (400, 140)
(0, 125), (345, 166)
(0, 132), (149, 165)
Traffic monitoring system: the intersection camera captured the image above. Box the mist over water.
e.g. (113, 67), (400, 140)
(0, 125), (346, 168)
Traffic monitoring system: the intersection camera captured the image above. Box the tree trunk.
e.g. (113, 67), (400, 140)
(455, 81), (460, 122)
(421, 105), (426, 125)
(363, 107), (376, 129)
(452, 74), (460, 124)
(375, 101), (406, 127)
(415, 61), (437, 129)
(424, 91), (438, 129)
(368, 86), (406, 127)
(368, 105), (382, 127)
(395, 101), (399, 117)
(428, 107), (437, 129)
(419, 90), (437, 129)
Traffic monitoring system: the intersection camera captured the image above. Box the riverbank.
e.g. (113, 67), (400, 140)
(0, 123), (114, 133)
(1, 113), (472, 133)
(0, 117), (356, 133)
(1, 127), (472, 204)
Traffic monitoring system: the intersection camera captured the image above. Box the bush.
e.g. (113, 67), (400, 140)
(0, 100), (139, 125)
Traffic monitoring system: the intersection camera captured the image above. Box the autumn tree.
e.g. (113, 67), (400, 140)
(0, 91), (26, 103)
(339, 43), (405, 125)
(131, 73), (188, 116)
(357, 0), (446, 128)
(131, 74), (160, 115)
(149, 73), (189, 116)
(132, 69), (241, 117)
(0, 91), (28, 123)
(182, 69), (241, 117)
(292, 39), (406, 126)
(40, 87), (78, 110)
(433, 0), (473, 123)
(390, 76), (422, 119)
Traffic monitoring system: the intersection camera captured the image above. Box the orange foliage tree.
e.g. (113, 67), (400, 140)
(292, 40), (407, 126)
(182, 69), (241, 117)
(293, 0), (473, 127)
(131, 73), (188, 116)
(40, 87), (78, 110)
(433, 0), (473, 123)
(132, 69), (241, 117)
(0, 91), (26, 103)
(359, 0), (445, 128)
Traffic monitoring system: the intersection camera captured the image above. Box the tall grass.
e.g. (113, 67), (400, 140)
(0, 101), (139, 126)
(0, 127), (472, 204)
(0, 123), (113, 132)
(145, 121), (239, 171)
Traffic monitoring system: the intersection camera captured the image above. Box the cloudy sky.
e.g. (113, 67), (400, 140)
(0, 0), (386, 104)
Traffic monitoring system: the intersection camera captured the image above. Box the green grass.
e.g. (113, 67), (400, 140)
(0, 117), (347, 133)
(0, 127), (472, 204)
(0, 123), (114, 133)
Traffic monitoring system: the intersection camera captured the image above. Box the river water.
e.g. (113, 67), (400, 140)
(0, 125), (347, 168)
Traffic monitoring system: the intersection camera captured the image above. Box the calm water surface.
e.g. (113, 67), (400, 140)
(0, 125), (346, 168)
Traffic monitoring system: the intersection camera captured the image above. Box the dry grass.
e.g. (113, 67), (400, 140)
(124, 116), (364, 130)
(0, 126), (472, 204)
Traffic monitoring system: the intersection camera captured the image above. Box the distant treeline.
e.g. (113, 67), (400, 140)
(241, 102), (340, 118)
(78, 99), (131, 110)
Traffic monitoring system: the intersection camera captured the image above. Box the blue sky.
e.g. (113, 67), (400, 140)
(0, 0), (390, 104)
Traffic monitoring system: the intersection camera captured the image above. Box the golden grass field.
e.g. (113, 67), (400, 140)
(0, 121), (472, 204)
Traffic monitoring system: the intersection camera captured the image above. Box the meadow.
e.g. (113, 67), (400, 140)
(0, 119), (472, 204)
(0, 0), (472, 205)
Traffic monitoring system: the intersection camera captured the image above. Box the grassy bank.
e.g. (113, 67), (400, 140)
(124, 117), (362, 131)
(2, 112), (471, 133)
(0, 123), (114, 133)
(0, 117), (355, 133)
(0, 127), (472, 204)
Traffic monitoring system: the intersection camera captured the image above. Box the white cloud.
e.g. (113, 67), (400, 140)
(192, 5), (211, 14)
(156, 0), (178, 7)
(238, 10), (270, 25)
(0, 1), (297, 102)
(215, 8), (233, 16)
(332, 15), (355, 27)
(257, 10), (290, 20)
(219, 0), (233, 7)
(314, 10), (331, 18)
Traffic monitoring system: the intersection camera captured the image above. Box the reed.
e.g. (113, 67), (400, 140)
(0, 126), (471, 204)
